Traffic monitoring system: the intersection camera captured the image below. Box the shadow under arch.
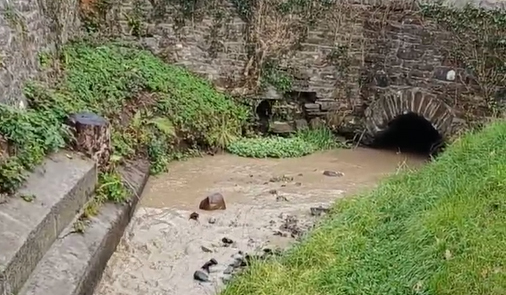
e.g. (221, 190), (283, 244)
(364, 88), (454, 156)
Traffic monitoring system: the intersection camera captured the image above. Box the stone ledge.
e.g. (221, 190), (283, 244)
(17, 159), (150, 295)
(0, 152), (97, 295)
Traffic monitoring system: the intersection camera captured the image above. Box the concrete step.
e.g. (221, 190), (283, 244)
(17, 159), (149, 295)
(0, 152), (97, 295)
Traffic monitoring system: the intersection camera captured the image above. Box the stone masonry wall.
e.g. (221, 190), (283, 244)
(0, 0), (81, 107)
(359, 7), (484, 138)
(115, 0), (505, 139)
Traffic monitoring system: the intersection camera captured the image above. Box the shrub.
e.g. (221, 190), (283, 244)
(226, 128), (341, 158)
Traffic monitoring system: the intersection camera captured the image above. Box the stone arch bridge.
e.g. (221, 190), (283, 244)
(361, 87), (455, 145)
(257, 86), (460, 154)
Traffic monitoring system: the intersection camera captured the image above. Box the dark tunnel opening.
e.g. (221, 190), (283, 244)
(370, 112), (445, 156)
(256, 100), (273, 133)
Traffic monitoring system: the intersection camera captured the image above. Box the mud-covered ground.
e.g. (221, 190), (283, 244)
(94, 148), (425, 295)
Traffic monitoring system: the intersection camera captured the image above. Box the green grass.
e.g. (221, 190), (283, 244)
(221, 121), (506, 295)
(0, 41), (247, 195)
(226, 127), (341, 158)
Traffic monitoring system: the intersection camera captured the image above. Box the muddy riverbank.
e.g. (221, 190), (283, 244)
(94, 148), (426, 295)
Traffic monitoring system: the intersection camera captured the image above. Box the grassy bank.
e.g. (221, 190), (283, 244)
(221, 121), (506, 295)
(0, 41), (248, 197)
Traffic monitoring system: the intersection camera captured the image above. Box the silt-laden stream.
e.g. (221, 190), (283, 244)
(94, 148), (425, 295)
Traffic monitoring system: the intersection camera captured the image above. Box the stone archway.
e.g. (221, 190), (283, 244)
(363, 88), (455, 154)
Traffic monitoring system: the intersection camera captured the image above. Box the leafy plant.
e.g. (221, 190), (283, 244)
(96, 172), (128, 203)
(0, 41), (248, 203)
(227, 127), (342, 158)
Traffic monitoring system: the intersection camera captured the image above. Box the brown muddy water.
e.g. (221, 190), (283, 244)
(94, 148), (426, 295)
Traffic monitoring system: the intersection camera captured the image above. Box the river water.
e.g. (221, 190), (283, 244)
(94, 148), (426, 295)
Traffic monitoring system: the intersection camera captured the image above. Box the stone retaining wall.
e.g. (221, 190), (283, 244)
(0, 0), (81, 106)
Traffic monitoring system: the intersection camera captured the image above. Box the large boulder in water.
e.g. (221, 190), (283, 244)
(199, 192), (226, 210)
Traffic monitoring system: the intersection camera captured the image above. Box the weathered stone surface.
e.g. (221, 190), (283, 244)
(110, 1), (498, 139)
(17, 159), (149, 295)
(363, 87), (455, 140)
(294, 119), (309, 131)
(270, 121), (295, 134)
(199, 192), (226, 211)
(0, 151), (96, 295)
(0, 0), (81, 106)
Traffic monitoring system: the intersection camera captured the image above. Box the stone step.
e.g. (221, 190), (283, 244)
(17, 159), (149, 295)
(0, 152), (97, 295)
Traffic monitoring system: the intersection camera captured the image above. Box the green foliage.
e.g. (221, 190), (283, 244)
(227, 136), (315, 158)
(0, 104), (68, 193)
(221, 121), (506, 295)
(260, 60), (293, 93)
(96, 172), (129, 203)
(0, 41), (248, 195)
(226, 127), (339, 158)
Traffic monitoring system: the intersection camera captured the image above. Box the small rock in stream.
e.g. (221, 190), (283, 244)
(201, 258), (218, 272)
(189, 212), (199, 221)
(201, 246), (213, 253)
(199, 192), (226, 211)
(229, 259), (242, 268)
(323, 170), (344, 177)
(223, 266), (234, 274)
(268, 189), (278, 195)
(208, 217), (217, 224)
(269, 175), (293, 182)
(232, 252), (243, 260)
(310, 206), (330, 216)
(276, 195), (289, 202)
(222, 237), (234, 245)
(193, 270), (209, 282)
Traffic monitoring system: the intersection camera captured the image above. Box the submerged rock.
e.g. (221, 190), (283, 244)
(189, 212), (199, 220)
(201, 258), (218, 272)
(222, 237), (234, 245)
(199, 192), (226, 210)
(193, 269), (209, 282)
(310, 206), (330, 216)
(323, 170), (344, 177)
(276, 195), (289, 202)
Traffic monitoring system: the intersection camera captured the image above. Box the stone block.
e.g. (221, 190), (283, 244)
(17, 159), (150, 295)
(294, 119), (309, 131)
(270, 121), (295, 134)
(433, 67), (457, 82)
(0, 152), (97, 295)
(396, 45), (425, 60)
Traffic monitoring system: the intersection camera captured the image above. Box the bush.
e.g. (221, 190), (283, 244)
(226, 128), (341, 158)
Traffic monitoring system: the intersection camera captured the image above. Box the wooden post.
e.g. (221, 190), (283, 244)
(67, 112), (112, 169)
